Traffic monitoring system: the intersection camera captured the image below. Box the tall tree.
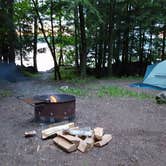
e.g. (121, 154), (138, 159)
(0, 0), (16, 64)
(78, 2), (87, 78)
(32, 0), (61, 80)
(33, 0), (38, 72)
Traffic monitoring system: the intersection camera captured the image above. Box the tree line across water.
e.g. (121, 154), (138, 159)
(0, 0), (166, 80)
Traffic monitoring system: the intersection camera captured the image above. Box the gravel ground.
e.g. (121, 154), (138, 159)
(0, 76), (166, 166)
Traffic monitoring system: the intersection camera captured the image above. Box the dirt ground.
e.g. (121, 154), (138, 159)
(0, 75), (166, 166)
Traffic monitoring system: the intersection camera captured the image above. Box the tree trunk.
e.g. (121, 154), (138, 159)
(108, 0), (115, 75)
(149, 31), (153, 63)
(50, 0), (61, 80)
(122, 3), (130, 64)
(139, 29), (145, 64)
(74, 5), (79, 71)
(58, 0), (63, 66)
(78, 3), (87, 78)
(19, 24), (23, 66)
(32, 0), (61, 80)
(96, 27), (103, 77)
(161, 28), (166, 60)
(7, 0), (16, 64)
(33, 0), (38, 72)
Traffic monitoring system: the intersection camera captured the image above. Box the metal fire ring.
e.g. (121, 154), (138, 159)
(33, 94), (76, 123)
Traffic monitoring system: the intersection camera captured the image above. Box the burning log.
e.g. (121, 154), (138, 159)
(50, 95), (57, 103)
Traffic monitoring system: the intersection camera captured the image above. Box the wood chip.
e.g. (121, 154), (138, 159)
(24, 130), (37, 138)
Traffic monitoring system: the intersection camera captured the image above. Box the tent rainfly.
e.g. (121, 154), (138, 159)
(143, 60), (166, 89)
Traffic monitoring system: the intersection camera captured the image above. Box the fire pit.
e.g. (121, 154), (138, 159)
(19, 94), (75, 123)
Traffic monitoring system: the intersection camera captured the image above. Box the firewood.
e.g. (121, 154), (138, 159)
(77, 136), (94, 152)
(85, 137), (94, 149)
(77, 140), (89, 152)
(41, 123), (75, 139)
(94, 127), (104, 140)
(53, 136), (77, 153)
(65, 127), (93, 137)
(24, 130), (37, 138)
(94, 134), (112, 147)
(57, 133), (82, 146)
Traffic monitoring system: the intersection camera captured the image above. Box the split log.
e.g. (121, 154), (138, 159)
(57, 134), (82, 146)
(77, 136), (94, 152)
(77, 140), (88, 152)
(85, 137), (94, 149)
(94, 134), (112, 147)
(65, 127), (93, 137)
(53, 136), (77, 153)
(41, 123), (75, 139)
(94, 127), (104, 140)
(24, 130), (37, 138)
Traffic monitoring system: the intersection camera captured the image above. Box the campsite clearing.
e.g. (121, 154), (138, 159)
(0, 76), (165, 166)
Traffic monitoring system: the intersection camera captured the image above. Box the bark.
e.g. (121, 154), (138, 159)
(7, 0), (16, 64)
(78, 3), (87, 78)
(19, 24), (23, 66)
(74, 5), (79, 71)
(33, 0), (38, 72)
(50, 0), (61, 80)
(161, 28), (166, 60)
(108, 0), (115, 75)
(138, 26), (144, 64)
(96, 27), (103, 76)
(58, 0), (63, 66)
(0, 0), (16, 64)
(149, 31), (153, 63)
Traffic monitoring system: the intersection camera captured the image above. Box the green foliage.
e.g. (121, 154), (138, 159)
(97, 86), (153, 99)
(68, 76), (96, 84)
(60, 67), (77, 80)
(21, 70), (41, 78)
(0, 90), (12, 97)
(59, 86), (86, 96)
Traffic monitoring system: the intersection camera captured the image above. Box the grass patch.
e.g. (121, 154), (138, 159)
(103, 75), (143, 81)
(60, 67), (77, 80)
(68, 76), (96, 85)
(21, 70), (41, 78)
(0, 89), (12, 97)
(59, 86), (86, 96)
(97, 86), (152, 99)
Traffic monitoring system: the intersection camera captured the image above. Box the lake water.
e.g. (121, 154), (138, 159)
(16, 43), (54, 71)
